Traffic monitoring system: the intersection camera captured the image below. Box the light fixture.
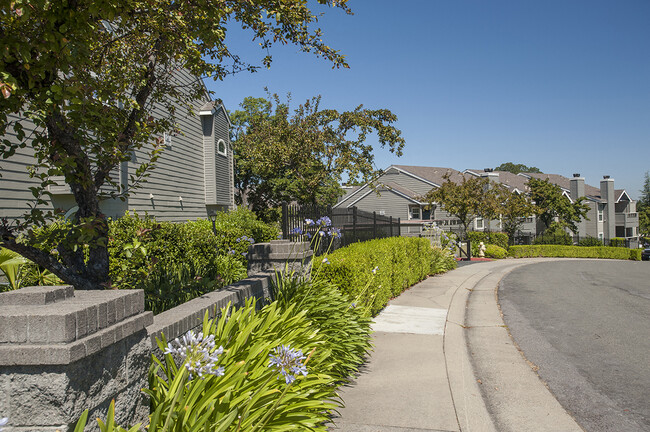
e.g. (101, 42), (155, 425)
(208, 212), (217, 235)
(149, 193), (154, 199)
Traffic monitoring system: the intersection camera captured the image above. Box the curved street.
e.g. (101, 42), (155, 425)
(499, 260), (650, 432)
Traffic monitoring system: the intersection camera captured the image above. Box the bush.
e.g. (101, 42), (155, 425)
(630, 249), (642, 261)
(107, 209), (277, 313)
(79, 276), (373, 432)
(312, 237), (456, 316)
(485, 244), (507, 259)
(467, 232), (508, 255)
(609, 237), (626, 247)
(508, 245), (639, 260)
(578, 236), (603, 247)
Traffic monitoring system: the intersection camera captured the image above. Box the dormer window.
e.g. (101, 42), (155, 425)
(217, 138), (227, 156)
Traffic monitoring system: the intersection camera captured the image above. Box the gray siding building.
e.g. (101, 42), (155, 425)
(337, 165), (639, 242)
(0, 69), (234, 223)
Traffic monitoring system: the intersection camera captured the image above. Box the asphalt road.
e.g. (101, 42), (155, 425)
(498, 260), (650, 432)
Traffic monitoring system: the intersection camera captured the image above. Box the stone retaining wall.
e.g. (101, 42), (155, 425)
(0, 241), (312, 431)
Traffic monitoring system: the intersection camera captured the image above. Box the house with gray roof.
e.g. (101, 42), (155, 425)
(0, 69), (234, 223)
(337, 165), (639, 243)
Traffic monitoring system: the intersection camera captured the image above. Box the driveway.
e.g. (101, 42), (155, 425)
(499, 260), (650, 432)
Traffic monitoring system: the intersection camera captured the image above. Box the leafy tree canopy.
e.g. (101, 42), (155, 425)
(639, 171), (650, 210)
(230, 93), (405, 221)
(422, 174), (491, 238)
(527, 177), (589, 234)
(495, 162), (542, 174)
(492, 184), (537, 244)
(0, 0), (351, 289)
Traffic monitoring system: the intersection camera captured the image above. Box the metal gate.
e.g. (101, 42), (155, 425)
(458, 240), (471, 261)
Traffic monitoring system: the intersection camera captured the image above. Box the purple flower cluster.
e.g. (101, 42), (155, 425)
(164, 330), (225, 380)
(236, 235), (255, 244)
(268, 345), (308, 384)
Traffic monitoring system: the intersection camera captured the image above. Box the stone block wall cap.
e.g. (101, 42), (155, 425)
(0, 285), (74, 305)
(270, 239), (290, 244)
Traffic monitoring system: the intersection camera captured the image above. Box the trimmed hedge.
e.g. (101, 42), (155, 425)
(467, 231), (508, 254)
(313, 237), (456, 316)
(485, 244), (507, 259)
(508, 245), (641, 261)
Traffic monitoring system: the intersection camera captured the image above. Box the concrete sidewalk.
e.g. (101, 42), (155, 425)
(328, 258), (584, 432)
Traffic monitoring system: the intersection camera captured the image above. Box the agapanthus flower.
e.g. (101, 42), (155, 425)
(0, 417), (8, 432)
(164, 331), (225, 380)
(315, 216), (332, 227)
(268, 345), (308, 384)
(291, 227), (303, 235)
(228, 249), (236, 254)
(330, 227), (342, 238)
(372, 266), (378, 274)
(322, 257), (330, 264)
(305, 218), (315, 226)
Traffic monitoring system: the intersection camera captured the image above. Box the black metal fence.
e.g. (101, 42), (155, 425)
(281, 202), (401, 254)
(512, 232), (638, 248)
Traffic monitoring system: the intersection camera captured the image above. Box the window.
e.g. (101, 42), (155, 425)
(598, 204), (604, 222)
(422, 207), (431, 220)
(217, 138), (227, 156)
(409, 206), (420, 220)
(598, 232), (604, 241)
(163, 132), (173, 148)
(475, 218), (484, 229)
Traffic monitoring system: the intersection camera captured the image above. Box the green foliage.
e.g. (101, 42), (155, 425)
(231, 94), (405, 220)
(578, 236), (604, 247)
(0, 247), (28, 291)
(494, 185), (537, 244)
(467, 232), (508, 255)
(508, 245), (639, 260)
(639, 171), (650, 210)
(313, 237), (456, 316)
(108, 210), (276, 313)
(629, 249), (642, 261)
(273, 275), (372, 381)
(0, 0), (352, 289)
(527, 178), (590, 233)
(639, 208), (650, 236)
(494, 162), (542, 174)
(423, 174), (492, 237)
(609, 237), (626, 247)
(484, 244), (507, 259)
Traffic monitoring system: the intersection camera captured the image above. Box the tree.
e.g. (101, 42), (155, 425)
(422, 174), (491, 238)
(0, 0), (351, 289)
(527, 178), (589, 234)
(495, 162), (542, 174)
(230, 93), (405, 220)
(493, 185), (537, 244)
(639, 171), (650, 210)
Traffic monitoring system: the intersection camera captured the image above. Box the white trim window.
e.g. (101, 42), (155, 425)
(598, 204), (604, 222)
(217, 138), (227, 156)
(409, 205), (421, 220)
(475, 218), (484, 230)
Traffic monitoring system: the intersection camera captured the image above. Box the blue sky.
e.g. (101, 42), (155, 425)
(205, 0), (650, 199)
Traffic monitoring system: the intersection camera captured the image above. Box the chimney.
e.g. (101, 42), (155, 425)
(570, 174), (586, 237)
(600, 176), (615, 242)
(480, 169), (500, 183)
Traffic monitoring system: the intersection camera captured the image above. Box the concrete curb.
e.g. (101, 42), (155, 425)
(445, 259), (584, 432)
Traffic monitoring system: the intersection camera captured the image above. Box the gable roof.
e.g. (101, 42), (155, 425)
(390, 165), (466, 186)
(199, 99), (232, 127)
(464, 169), (530, 193)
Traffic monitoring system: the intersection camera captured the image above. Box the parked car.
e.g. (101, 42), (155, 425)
(642, 248), (650, 261)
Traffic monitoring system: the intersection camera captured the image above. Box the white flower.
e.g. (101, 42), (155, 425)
(0, 417), (8, 431)
(163, 330), (225, 380)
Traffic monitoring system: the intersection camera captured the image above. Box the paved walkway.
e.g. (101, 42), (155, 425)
(328, 258), (584, 432)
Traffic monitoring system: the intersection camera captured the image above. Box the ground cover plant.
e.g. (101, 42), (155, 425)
(74, 270), (373, 431)
(508, 245), (641, 261)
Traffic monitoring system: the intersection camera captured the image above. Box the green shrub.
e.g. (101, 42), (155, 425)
(508, 245), (637, 260)
(485, 244), (507, 259)
(313, 237), (455, 316)
(273, 274), (372, 381)
(629, 249), (642, 261)
(578, 236), (603, 247)
(105, 209), (278, 312)
(431, 246), (458, 274)
(609, 237), (626, 247)
(467, 232), (508, 255)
